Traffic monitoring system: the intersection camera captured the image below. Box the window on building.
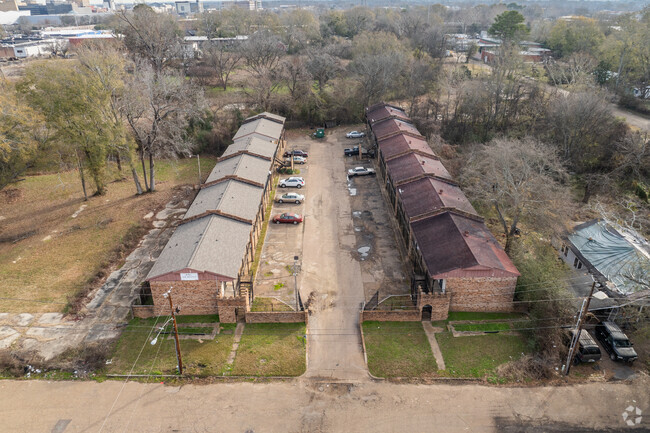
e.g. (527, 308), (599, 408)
(577, 261), (583, 270)
(563, 245), (568, 257)
(574, 257), (579, 267)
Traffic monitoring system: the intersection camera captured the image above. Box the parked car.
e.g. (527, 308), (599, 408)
(344, 146), (360, 156)
(283, 149), (308, 158)
(569, 330), (602, 364)
(275, 192), (305, 204)
(279, 177), (305, 188)
(595, 321), (637, 363)
(272, 213), (303, 224)
(346, 131), (365, 139)
(348, 166), (376, 177)
(284, 156), (306, 165)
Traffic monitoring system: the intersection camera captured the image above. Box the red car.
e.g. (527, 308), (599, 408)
(272, 213), (303, 224)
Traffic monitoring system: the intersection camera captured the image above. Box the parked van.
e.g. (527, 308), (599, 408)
(572, 329), (601, 364)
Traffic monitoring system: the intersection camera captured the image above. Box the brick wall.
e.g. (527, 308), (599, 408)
(216, 297), (248, 323)
(417, 292), (450, 321)
(150, 280), (221, 316)
(361, 310), (421, 322)
(245, 311), (307, 323)
(132, 305), (155, 318)
(446, 276), (516, 312)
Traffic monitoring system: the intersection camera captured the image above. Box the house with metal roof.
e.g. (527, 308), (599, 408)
(142, 112), (286, 321)
(366, 103), (519, 316)
(561, 219), (650, 297)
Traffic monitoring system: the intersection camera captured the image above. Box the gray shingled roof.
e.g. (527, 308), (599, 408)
(185, 180), (263, 221)
(205, 153), (273, 185)
(225, 136), (278, 159)
(146, 215), (252, 280)
(233, 118), (284, 141)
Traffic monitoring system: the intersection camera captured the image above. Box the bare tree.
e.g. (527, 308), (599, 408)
(203, 42), (243, 90)
(461, 138), (570, 253)
(544, 52), (597, 89)
(545, 91), (627, 203)
(349, 31), (407, 107)
(280, 56), (312, 102)
(122, 64), (204, 192)
(305, 50), (340, 91)
(117, 5), (181, 74)
(241, 30), (285, 111)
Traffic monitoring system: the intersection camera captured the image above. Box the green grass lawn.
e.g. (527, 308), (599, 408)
(362, 322), (438, 378)
(231, 323), (306, 376)
(452, 322), (512, 332)
(436, 332), (528, 378)
(106, 317), (234, 376)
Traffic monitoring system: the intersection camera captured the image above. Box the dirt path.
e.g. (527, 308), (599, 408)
(300, 132), (368, 381)
(1, 378), (648, 432)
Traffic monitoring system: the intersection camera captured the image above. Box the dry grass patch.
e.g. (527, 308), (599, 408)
(0, 158), (216, 313)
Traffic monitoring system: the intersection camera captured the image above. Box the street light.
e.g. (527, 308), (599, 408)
(190, 154), (201, 186)
(150, 317), (174, 346)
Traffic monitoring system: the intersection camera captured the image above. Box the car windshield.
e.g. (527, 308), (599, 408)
(613, 339), (632, 347)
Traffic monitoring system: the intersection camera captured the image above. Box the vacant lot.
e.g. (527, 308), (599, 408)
(107, 315), (234, 376)
(231, 323), (306, 376)
(363, 321), (438, 378)
(0, 158), (215, 313)
(436, 332), (529, 378)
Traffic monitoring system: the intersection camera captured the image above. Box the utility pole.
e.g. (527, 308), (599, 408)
(563, 280), (596, 376)
(191, 154), (201, 186)
(293, 255), (300, 311)
(164, 290), (183, 375)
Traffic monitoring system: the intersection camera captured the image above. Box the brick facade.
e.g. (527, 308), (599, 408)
(416, 292), (450, 321)
(446, 276), (517, 312)
(150, 280), (221, 316)
(216, 296), (249, 323)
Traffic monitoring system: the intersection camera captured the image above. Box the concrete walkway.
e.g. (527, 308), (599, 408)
(0, 195), (191, 364)
(226, 322), (245, 365)
(422, 321), (446, 370)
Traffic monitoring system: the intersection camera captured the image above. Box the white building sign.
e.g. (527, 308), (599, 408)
(180, 272), (199, 281)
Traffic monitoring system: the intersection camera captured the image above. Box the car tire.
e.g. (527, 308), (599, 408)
(293, 221), (298, 225)
(275, 220), (280, 224)
(295, 200), (300, 204)
(281, 184), (286, 188)
(573, 357), (579, 365)
(297, 185), (302, 189)
(278, 200), (283, 203)
(610, 353), (616, 361)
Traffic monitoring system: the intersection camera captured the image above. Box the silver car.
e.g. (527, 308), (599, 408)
(275, 192), (305, 204)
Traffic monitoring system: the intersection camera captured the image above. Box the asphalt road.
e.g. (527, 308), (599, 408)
(1, 377), (648, 432)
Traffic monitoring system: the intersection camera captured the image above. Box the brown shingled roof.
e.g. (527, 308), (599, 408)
(378, 133), (436, 160)
(386, 152), (452, 184)
(366, 104), (410, 125)
(372, 118), (422, 140)
(411, 213), (520, 279)
(398, 177), (478, 220)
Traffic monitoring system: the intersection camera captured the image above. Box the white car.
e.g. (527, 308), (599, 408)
(346, 131), (366, 139)
(348, 166), (376, 177)
(279, 177), (305, 188)
(275, 192), (305, 204)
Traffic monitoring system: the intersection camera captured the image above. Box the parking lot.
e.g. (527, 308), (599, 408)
(254, 127), (410, 309)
